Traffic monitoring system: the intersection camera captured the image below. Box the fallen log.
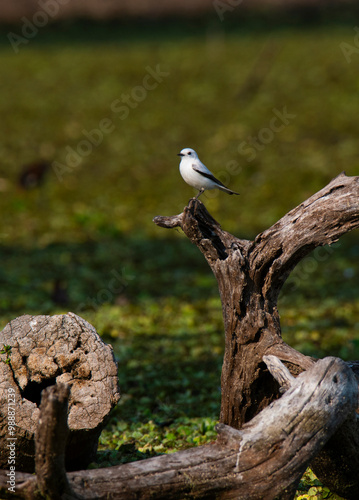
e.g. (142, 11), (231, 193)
(310, 358), (359, 499)
(0, 356), (357, 500)
(0, 313), (120, 472)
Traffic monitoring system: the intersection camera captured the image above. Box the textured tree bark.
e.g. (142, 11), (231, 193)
(35, 384), (80, 500)
(154, 173), (359, 496)
(0, 313), (120, 472)
(309, 361), (359, 499)
(0, 356), (356, 500)
(154, 172), (359, 428)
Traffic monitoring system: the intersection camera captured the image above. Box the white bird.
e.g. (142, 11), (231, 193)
(178, 148), (239, 200)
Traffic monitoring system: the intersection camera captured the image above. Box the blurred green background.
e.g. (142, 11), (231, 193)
(1, 5), (359, 497)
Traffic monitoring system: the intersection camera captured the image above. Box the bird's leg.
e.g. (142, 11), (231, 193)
(194, 188), (205, 200)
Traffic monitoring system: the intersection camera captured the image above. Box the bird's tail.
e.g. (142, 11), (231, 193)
(218, 185), (240, 196)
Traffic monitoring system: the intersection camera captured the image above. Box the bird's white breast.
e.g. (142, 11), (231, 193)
(180, 160), (216, 190)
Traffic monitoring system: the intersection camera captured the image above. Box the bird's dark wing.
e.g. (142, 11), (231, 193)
(192, 165), (227, 187)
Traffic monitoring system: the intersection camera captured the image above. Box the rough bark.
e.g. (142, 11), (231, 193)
(0, 356), (356, 500)
(35, 384), (80, 500)
(154, 172), (359, 428)
(0, 313), (120, 472)
(309, 361), (359, 499)
(154, 173), (359, 496)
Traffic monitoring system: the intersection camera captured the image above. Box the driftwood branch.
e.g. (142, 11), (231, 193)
(154, 173), (359, 424)
(250, 172), (359, 300)
(154, 172), (359, 302)
(154, 173), (359, 496)
(0, 356), (357, 500)
(155, 173), (359, 281)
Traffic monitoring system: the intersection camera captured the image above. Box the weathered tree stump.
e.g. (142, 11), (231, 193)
(154, 173), (359, 428)
(0, 356), (357, 499)
(0, 312), (120, 472)
(154, 172), (359, 496)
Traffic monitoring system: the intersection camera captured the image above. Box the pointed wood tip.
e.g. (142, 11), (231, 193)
(263, 355), (296, 391)
(153, 214), (183, 228)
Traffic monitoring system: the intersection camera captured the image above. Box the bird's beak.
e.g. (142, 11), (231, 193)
(177, 153), (184, 156)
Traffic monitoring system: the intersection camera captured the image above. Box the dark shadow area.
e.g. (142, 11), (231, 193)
(22, 377), (57, 407)
(1, 3), (359, 48)
(0, 235), (216, 317)
(2, 232), (358, 319)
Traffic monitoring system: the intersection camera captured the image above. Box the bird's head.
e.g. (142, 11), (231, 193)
(177, 148), (199, 159)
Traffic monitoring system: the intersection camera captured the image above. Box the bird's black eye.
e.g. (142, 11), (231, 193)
(187, 152), (191, 155)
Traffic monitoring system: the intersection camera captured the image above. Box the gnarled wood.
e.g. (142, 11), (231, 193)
(0, 313), (120, 472)
(154, 173), (359, 496)
(154, 173), (359, 428)
(0, 356), (356, 500)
